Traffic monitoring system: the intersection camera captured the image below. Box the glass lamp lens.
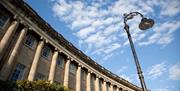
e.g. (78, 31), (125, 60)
(139, 18), (154, 30)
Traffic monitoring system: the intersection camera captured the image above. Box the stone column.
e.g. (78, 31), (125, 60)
(95, 76), (100, 91)
(103, 81), (107, 91)
(63, 58), (71, 87)
(0, 27), (27, 80)
(110, 84), (113, 91)
(86, 71), (91, 91)
(117, 87), (120, 91)
(28, 39), (44, 81)
(0, 20), (19, 60)
(76, 65), (81, 91)
(48, 50), (58, 83)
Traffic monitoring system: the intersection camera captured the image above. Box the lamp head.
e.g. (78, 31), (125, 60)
(139, 18), (154, 30)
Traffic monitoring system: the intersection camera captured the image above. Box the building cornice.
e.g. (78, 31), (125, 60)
(0, 0), (142, 90)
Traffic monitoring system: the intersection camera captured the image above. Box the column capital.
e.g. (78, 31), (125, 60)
(20, 20), (29, 28)
(78, 64), (82, 67)
(40, 37), (48, 44)
(96, 75), (100, 79)
(89, 71), (95, 74)
(13, 15), (20, 22)
(67, 56), (71, 60)
(87, 70), (92, 74)
(45, 40), (48, 43)
(103, 79), (107, 83)
(110, 83), (114, 86)
(21, 27), (28, 31)
(28, 27), (33, 31)
(70, 59), (75, 62)
(59, 50), (62, 53)
(54, 47), (58, 51)
(40, 36), (45, 41)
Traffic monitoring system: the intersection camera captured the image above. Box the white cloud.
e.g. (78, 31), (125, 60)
(104, 43), (121, 54)
(160, 0), (180, 16)
(169, 62), (180, 80)
(117, 66), (128, 74)
(52, 0), (72, 18)
(120, 74), (133, 82)
(139, 21), (180, 46)
(101, 53), (114, 64)
(153, 88), (169, 91)
(147, 62), (166, 79)
(76, 27), (96, 39)
(51, 0), (180, 62)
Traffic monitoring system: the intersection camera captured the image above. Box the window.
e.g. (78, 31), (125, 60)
(57, 55), (65, 68)
(91, 75), (95, 90)
(10, 63), (25, 81)
(25, 34), (35, 48)
(81, 70), (86, 80)
(99, 80), (102, 91)
(113, 87), (116, 91)
(107, 83), (110, 91)
(35, 72), (45, 80)
(0, 5), (11, 28)
(70, 63), (76, 74)
(42, 46), (51, 58)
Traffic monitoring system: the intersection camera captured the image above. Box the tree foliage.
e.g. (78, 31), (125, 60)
(0, 80), (71, 91)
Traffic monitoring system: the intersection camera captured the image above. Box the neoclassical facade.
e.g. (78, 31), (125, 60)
(0, 0), (142, 91)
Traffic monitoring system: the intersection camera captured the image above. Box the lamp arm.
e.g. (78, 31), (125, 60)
(124, 12), (144, 22)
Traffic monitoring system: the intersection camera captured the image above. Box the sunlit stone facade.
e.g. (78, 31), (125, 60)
(0, 0), (142, 91)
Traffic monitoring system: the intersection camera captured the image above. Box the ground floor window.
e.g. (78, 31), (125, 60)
(0, 4), (11, 29)
(35, 72), (45, 80)
(57, 55), (65, 68)
(70, 63), (76, 74)
(10, 63), (25, 81)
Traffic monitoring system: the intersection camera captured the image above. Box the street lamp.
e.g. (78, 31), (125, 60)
(123, 12), (154, 91)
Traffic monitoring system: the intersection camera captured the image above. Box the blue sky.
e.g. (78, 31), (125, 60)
(25, 0), (180, 91)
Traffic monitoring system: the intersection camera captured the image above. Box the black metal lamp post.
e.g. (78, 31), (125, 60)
(123, 12), (154, 91)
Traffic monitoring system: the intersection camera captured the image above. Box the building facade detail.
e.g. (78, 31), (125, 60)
(0, 20), (19, 60)
(28, 40), (45, 81)
(48, 50), (58, 83)
(0, 0), (142, 91)
(0, 27), (27, 80)
(64, 58), (71, 87)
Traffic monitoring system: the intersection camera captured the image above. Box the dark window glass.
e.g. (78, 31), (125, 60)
(35, 72), (45, 80)
(0, 5), (10, 28)
(57, 55), (64, 68)
(11, 63), (25, 81)
(81, 70), (86, 80)
(25, 34), (35, 47)
(70, 63), (76, 74)
(42, 46), (51, 58)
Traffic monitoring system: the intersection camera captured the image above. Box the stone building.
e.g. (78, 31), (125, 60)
(0, 0), (142, 91)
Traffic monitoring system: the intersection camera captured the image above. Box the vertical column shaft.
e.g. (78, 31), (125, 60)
(95, 77), (100, 91)
(110, 84), (113, 91)
(63, 58), (70, 87)
(86, 71), (91, 91)
(28, 40), (44, 81)
(48, 50), (58, 83)
(0, 27), (27, 80)
(103, 81), (107, 91)
(117, 87), (120, 91)
(76, 65), (81, 91)
(0, 20), (19, 60)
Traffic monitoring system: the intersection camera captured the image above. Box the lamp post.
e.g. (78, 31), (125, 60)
(123, 12), (154, 91)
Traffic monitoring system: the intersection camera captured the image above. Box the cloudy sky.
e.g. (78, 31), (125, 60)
(26, 0), (180, 91)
